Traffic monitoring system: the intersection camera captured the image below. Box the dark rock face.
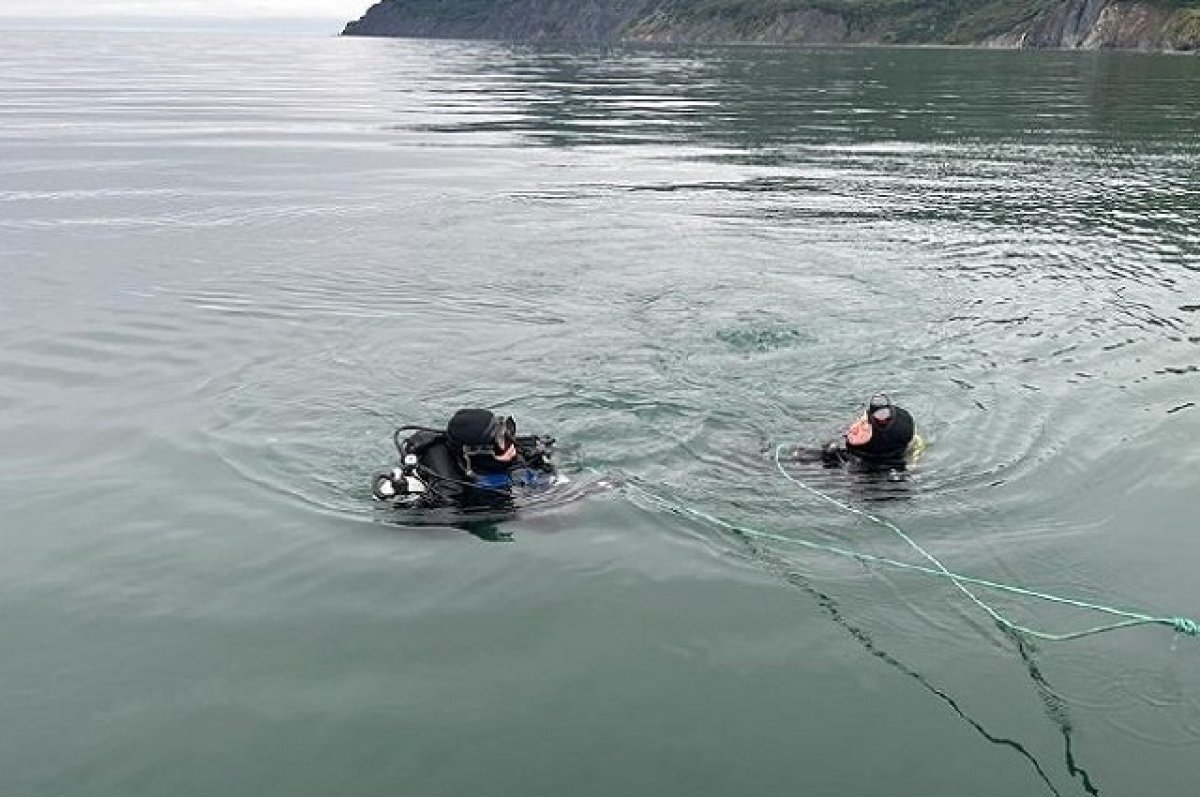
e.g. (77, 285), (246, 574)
(979, 2), (1185, 49)
(1023, 0), (1110, 47)
(341, 0), (1200, 52)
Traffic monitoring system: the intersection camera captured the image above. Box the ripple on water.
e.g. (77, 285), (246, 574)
(716, 321), (813, 354)
(5, 43), (1200, 789)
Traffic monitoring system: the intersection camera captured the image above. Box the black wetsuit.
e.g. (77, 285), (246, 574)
(843, 406), (915, 470)
(400, 430), (552, 509)
(790, 406), (915, 472)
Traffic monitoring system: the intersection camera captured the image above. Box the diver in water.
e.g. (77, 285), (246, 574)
(372, 408), (557, 510)
(792, 393), (920, 472)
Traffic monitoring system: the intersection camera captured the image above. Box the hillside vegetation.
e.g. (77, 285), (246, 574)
(342, 0), (1200, 50)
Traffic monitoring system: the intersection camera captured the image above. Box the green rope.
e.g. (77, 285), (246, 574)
(616, 454), (1197, 643)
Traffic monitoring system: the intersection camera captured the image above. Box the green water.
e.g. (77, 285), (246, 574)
(1, 31), (1199, 796)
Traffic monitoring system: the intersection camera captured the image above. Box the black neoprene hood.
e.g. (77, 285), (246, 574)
(446, 408), (505, 448)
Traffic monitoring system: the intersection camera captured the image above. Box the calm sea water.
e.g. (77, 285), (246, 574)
(2, 29), (1199, 796)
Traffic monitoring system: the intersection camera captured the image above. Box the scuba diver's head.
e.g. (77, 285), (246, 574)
(447, 409), (517, 469)
(846, 392), (893, 447)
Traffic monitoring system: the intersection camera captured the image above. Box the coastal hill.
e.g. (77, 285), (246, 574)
(342, 0), (1200, 51)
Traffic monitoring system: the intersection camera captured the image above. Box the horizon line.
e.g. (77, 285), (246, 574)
(0, 15), (356, 34)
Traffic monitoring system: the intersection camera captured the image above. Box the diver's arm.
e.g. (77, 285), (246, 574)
(783, 438), (847, 467)
(820, 437), (848, 467)
(785, 445), (826, 463)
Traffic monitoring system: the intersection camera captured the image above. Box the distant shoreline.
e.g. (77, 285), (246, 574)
(336, 33), (1199, 55)
(342, 0), (1200, 54)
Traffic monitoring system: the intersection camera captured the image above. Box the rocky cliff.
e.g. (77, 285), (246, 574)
(994, 0), (1198, 49)
(342, 0), (1200, 51)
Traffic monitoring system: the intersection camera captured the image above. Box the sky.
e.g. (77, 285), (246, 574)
(0, 0), (374, 19)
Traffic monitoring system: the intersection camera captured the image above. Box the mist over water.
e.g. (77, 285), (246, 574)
(2, 30), (1198, 796)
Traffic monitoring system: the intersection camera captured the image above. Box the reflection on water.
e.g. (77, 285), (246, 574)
(806, 577), (1081, 797)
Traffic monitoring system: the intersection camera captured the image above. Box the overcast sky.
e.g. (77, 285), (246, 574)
(0, 0), (374, 18)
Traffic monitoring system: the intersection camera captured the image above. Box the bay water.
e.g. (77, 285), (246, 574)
(2, 30), (1199, 796)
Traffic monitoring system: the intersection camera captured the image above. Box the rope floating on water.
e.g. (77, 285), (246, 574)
(613, 450), (1198, 643)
